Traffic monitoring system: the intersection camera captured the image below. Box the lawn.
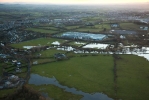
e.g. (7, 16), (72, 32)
(31, 55), (115, 98)
(120, 22), (140, 30)
(116, 55), (149, 100)
(25, 28), (58, 34)
(75, 24), (111, 33)
(11, 38), (67, 49)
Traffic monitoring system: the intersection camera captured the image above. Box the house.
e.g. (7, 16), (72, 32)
(54, 53), (67, 60)
(8, 75), (19, 82)
(16, 62), (21, 67)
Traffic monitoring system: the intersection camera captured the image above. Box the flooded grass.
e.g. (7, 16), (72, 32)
(29, 74), (113, 100)
(31, 55), (115, 98)
(116, 55), (149, 100)
(29, 84), (83, 100)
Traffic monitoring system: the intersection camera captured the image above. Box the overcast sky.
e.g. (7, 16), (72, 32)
(1, 0), (149, 4)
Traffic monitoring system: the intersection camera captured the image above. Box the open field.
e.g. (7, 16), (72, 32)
(38, 49), (66, 58)
(116, 55), (149, 100)
(38, 27), (60, 31)
(65, 25), (80, 30)
(120, 22), (141, 30)
(75, 24), (111, 33)
(75, 28), (103, 33)
(25, 28), (58, 34)
(30, 52), (149, 100)
(31, 55), (115, 98)
(11, 38), (67, 49)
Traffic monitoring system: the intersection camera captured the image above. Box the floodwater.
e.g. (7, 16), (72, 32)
(23, 46), (37, 49)
(83, 43), (109, 49)
(28, 74), (113, 100)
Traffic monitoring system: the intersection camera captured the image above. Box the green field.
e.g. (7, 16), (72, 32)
(30, 53), (149, 100)
(75, 24), (111, 33)
(25, 28), (58, 34)
(38, 27), (59, 31)
(11, 38), (67, 49)
(66, 25), (79, 30)
(120, 22), (141, 30)
(31, 55), (115, 98)
(116, 55), (149, 100)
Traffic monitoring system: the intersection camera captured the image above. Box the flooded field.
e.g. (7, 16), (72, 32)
(29, 74), (113, 100)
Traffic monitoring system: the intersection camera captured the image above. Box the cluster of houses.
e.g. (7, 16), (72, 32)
(0, 74), (20, 89)
(0, 52), (24, 89)
(1, 29), (44, 43)
(0, 17), (52, 31)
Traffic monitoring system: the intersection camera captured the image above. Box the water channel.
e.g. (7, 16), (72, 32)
(28, 74), (113, 100)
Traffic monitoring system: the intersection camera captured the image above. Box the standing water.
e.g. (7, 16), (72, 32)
(28, 74), (113, 100)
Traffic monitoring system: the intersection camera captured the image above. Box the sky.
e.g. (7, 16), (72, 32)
(1, 0), (149, 5)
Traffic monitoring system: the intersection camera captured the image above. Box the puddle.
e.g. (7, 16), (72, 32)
(28, 74), (113, 100)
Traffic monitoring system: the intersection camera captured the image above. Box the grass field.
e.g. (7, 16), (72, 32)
(120, 23), (141, 30)
(39, 49), (66, 58)
(30, 53), (149, 100)
(11, 38), (66, 49)
(116, 55), (149, 100)
(75, 24), (111, 33)
(25, 28), (58, 34)
(66, 26), (79, 30)
(38, 27), (59, 31)
(31, 55), (115, 98)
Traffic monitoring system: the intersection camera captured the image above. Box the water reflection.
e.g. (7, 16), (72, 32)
(28, 74), (113, 100)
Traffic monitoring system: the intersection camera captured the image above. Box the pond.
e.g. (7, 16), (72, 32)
(28, 74), (113, 100)
(61, 32), (107, 41)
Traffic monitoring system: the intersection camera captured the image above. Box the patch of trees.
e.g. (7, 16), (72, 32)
(0, 85), (46, 100)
